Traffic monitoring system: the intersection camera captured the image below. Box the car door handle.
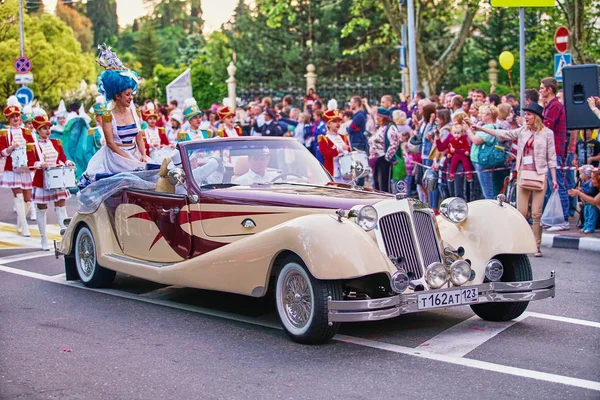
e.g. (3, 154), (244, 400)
(162, 207), (180, 214)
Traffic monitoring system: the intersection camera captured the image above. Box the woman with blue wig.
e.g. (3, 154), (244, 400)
(82, 46), (148, 181)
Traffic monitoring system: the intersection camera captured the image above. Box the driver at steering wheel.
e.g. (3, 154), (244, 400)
(232, 147), (279, 185)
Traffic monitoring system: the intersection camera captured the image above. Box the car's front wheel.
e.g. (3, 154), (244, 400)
(471, 254), (532, 321)
(75, 226), (115, 288)
(275, 259), (342, 344)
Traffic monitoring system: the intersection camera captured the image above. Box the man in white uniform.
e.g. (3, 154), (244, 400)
(232, 147), (279, 185)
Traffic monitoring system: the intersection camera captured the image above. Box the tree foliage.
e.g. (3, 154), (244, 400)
(0, 0), (96, 109)
(55, 0), (94, 50)
(135, 22), (162, 79)
(86, 0), (119, 47)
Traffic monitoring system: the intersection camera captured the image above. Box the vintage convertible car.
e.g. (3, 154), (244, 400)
(56, 137), (555, 344)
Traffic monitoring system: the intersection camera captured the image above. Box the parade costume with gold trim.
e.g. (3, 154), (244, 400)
(177, 98), (213, 141)
(1, 96), (37, 237)
(318, 110), (350, 182)
(216, 106), (242, 137)
(30, 114), (71, 250)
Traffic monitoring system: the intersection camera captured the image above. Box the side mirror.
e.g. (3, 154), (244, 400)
(167, 167), (186, 186)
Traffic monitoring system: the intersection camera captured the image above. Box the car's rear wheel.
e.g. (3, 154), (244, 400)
(471, 254), (532, 321)
(75, 226), (115, 288)
(275, 259), (342, 344)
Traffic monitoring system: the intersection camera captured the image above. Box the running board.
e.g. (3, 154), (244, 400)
(104, 253), (174, 268)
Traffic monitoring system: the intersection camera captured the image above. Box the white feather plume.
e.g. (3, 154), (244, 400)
(184, 98), (197, 108)
(327, 99), (338, 111)
(23, 104), (33, 114)
(222, 98), (232, 108)
(95, 94), (106, 104)
(7, 95), (20, 108)
(33, 107), (47, 117)
(146, 102), (155, 111)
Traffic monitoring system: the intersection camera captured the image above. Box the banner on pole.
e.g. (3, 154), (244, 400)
(166, 69), (193, 109)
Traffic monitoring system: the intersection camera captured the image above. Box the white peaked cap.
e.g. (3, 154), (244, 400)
(79, 104), (92, 124)
(327, 99), (338, 111)
(7, 95), (20, 108)
(23, 104), (33, 114)
(33, 106), (47, 117)
(222, 98), (232, 108)
(146, 102), (155, 111)
(184, 97), (197, 108)
(56, 99), (67, 117)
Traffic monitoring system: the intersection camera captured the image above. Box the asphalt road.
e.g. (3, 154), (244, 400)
(0, 193), (599, 399)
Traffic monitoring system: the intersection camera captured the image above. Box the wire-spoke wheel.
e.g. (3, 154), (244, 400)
(275, 259), (342, 344)
(74, 226), (115, 288)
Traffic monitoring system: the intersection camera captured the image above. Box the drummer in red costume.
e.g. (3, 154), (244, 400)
(0, 96), (36, 237)
(142, 103), (171, 157)
(318, 109), (350, 183)
(31, 114), (75, 250)
(216, 106), (242, 137)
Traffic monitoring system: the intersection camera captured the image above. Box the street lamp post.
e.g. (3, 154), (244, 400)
(406, 0), (418, 97)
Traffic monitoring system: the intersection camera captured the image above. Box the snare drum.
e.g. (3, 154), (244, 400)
(11, 146), (28, 170)
(338, 151), (369, 177)
(44, 166), (77, 190)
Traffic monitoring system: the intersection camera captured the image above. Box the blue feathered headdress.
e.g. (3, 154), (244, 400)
(96, 44), (139, 101)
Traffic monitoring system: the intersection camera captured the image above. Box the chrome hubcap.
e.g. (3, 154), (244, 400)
(78, 234), (94, 277)
(282, 270), (312, 328)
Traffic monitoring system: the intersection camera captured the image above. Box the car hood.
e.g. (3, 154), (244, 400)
(200, 182), (393, 210)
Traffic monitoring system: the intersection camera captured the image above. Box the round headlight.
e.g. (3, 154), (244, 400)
(439, 197), (469, 223)
(449, 260), (472, 286)
(390, 270), (409, 294)
(425, 262), (448, 289)
(351, 205), (378, 231)
(485, 259), (504, 282)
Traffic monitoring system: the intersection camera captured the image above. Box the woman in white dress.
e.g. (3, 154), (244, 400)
(0, 96), (36, 237)
(83, 47), (147, 181)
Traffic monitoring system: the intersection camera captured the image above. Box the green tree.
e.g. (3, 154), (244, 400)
(177, 33), (206, 65)
(135, 22), (162, 78)
(56, 0), (94, 50)
(86, 0), (119, 46)
(0, 0), (96, 109)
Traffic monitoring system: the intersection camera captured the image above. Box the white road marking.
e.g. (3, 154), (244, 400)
(417, 315), (526, 357)
(0, 250), (55, 264)
(0, 265), (599, 392)
(335, 334), (600, 392)
(525, 311), (600, 329)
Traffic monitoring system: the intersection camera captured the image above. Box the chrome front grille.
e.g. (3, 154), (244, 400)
(378, 212), (422, 279)
(378, 210), (442, 280)
(412, 210), (443, 266)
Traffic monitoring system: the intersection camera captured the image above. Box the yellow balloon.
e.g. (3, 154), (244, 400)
(499, 51), (515, 71)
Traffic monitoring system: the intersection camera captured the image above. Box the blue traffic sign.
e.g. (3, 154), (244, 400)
(554, 53), (571, 83)
(16, 87), (34, 106)
(14, 56), (32, 74)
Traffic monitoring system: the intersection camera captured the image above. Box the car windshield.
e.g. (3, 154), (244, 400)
(184, 139), (332, 188)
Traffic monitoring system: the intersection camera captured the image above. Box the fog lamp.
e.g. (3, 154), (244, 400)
(485, 259), (504, 282)
(390, 270), (409, 294)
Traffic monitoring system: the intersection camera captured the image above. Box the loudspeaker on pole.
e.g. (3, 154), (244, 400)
(562, 64), (600, 130)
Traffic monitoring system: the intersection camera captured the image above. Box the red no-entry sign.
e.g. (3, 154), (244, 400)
(554, 26), (569, 54)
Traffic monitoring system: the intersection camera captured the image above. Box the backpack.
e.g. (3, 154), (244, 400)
(384, 124), (407, 181)
(477, 125), (506, 169)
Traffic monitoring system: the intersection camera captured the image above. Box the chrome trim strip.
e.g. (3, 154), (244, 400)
(328, 274), (556, 322)
(104, 253), (174, 268)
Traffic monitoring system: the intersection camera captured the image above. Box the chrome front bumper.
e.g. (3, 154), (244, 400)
(328, 272), (555, 323)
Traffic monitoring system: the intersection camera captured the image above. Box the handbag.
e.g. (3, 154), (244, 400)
(518, 170), (545, 191)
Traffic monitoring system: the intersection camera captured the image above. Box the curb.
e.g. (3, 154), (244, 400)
(541, 233), (600, 253)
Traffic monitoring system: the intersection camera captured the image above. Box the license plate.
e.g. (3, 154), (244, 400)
(417, 287), (478, 310)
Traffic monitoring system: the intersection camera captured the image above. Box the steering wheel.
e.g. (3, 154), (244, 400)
(267, 172), (308, 183)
